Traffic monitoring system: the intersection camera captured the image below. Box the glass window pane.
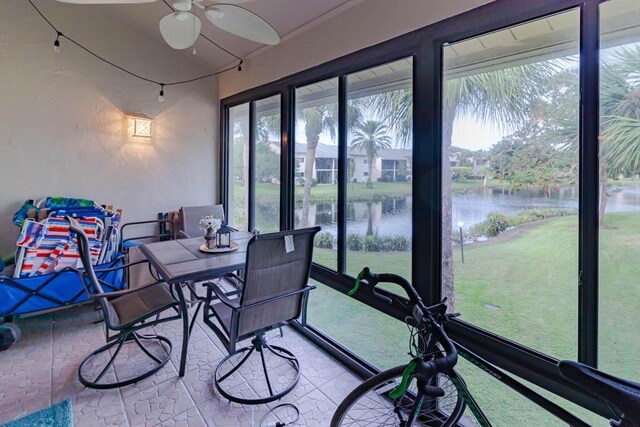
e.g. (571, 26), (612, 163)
(599, 0), (640, 380)
(306, 281), (410, 370)
(255, 95), (281, 233)
(442, 9), (580, 358)
(228, 103), (249, 231)
(294, 78), (339, 269)
(346, 58), (413, 280)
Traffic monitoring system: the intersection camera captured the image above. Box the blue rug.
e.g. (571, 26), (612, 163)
(1, 399), (73, 427)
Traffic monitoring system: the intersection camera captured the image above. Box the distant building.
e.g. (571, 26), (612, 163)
(294, 143), (412, 183)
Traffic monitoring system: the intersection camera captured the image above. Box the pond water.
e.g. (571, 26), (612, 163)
(272, 185), (640, 238)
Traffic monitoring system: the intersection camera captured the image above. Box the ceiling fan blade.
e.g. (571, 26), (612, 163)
(55, 0), (157, 3)
(159, 12), (201, 49)
(205, 4), (280, 45)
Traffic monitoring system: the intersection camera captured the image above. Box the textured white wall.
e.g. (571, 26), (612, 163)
(218, 0), (493, 98)
(0, 1), (219, 254)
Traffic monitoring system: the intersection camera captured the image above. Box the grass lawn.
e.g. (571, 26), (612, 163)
(308, 212), (639, 425)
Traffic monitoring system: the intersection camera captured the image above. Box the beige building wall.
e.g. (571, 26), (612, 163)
(218, 0), (493, 99)
(0, 1), (219, 254)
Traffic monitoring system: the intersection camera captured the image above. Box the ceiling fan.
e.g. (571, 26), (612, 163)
(55, 0), (281, 51)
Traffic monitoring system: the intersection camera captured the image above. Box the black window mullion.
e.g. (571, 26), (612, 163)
(578, 0), (600, 368)
(287, 86), (297, 230)
(280, 90), (291, 231)
(220, 106), (229, 216)
(337, 76), (348, 274)
(414, 43), (441, 306)
(248, 101), (256, 232)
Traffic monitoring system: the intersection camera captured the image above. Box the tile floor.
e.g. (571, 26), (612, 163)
(0, 304), (363, 426)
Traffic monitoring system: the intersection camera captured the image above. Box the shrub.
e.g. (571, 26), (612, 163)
(347, 233), (363, 251)
(314, 232), (334, 249)
(389, 235), (410, 251)
(468, 208), (578, 239)
(476, 212), (509, 237)
(452, 166), (473, 181)
(363, 234), (384, 252)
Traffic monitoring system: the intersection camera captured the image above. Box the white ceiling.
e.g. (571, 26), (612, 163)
(88, 0), (361, 70)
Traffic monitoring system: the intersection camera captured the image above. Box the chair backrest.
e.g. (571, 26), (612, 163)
(237, 226), (320, 337)
(179, 205), (225, 238)
(69, 221), (120, 330)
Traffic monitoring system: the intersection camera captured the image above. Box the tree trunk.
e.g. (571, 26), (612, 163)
(367, 159), (373, 189)
(599, 160), (609, 227)
(366, 202), (373, 236)
(483, 175), (488, 187)
(442, 105), (456, 312)
(302, 135), (319, 227)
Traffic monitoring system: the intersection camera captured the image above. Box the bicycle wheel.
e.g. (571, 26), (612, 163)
(331, 364), (466, 427)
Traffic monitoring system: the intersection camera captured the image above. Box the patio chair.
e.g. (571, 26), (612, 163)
(70, 220), (184, 389)
(203, 226), (320, 404)
(119, 212), (177, 252)
(177, 204), (226, 238)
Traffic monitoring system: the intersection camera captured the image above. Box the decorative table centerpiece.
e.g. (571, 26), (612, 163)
(199, 216), (222, 249)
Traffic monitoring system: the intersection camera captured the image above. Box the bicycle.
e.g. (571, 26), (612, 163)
(330, 268), (640, 427)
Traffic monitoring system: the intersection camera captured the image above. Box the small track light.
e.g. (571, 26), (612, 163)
(54, 32), (62, 53)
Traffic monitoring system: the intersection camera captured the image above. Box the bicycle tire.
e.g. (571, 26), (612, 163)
(331, 364), (466, 427)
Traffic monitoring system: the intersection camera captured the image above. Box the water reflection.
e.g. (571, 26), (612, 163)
(255, 185), (640, 238)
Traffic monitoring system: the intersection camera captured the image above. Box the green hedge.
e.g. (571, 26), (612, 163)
(467, 208), (577, 239)
(316, 233), (412, 252)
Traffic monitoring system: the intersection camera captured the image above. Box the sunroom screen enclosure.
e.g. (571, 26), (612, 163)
(220, 0), (640, 422)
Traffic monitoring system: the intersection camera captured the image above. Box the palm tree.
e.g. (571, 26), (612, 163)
(297, 105), (337, 227)
(297, 100), (363, 227)
(373, 63), (559, 309)
(599, 45), (640, 225)
(351, 120), (392, 189)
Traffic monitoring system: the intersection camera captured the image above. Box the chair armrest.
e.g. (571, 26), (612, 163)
(239, 284), (316, 311)
(92, 258), (150, 274)
(204, 280), (240, 309)
(85, 275), (166, 300)
(176, 230), (190, 239)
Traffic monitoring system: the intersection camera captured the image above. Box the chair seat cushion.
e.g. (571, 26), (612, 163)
(110, 282), (177, 327)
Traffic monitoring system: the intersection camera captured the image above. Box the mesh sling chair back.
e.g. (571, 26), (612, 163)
(203, 226), (320, 404)
(178, 205), (226, 239)
(69, 220), (183, 389)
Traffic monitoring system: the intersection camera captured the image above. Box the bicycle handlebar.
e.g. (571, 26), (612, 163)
(359, 267), (424, 307)
(356, 268), (458, 378)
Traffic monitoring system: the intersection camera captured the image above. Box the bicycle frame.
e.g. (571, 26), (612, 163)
(450, 342), (591, 427)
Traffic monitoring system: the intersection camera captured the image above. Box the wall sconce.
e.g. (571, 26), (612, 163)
(127, 114), (152, 138)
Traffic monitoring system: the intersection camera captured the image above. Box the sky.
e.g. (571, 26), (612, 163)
(451, 116), (506, 151)
(295, 116), (507, 152)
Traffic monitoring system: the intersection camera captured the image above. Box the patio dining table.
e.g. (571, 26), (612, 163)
(139, 231), (254, 376)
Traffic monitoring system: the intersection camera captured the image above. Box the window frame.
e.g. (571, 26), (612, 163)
(220, 0), (612, 418)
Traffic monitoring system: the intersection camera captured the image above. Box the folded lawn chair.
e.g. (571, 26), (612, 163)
(0, 199), (126, 351)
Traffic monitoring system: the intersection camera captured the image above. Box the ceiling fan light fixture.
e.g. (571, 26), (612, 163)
(159, 11), (201, 50)
(204, 6), (224, 20)
(174, 11), (190, 21)
(171, 0), (192, 11)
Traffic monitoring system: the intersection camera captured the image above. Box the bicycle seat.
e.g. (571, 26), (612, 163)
(558, 360), (640, 426)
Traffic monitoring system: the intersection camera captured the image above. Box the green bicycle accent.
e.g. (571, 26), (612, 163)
(347, 269), (365, 296)
(389, 359), (418, 399)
